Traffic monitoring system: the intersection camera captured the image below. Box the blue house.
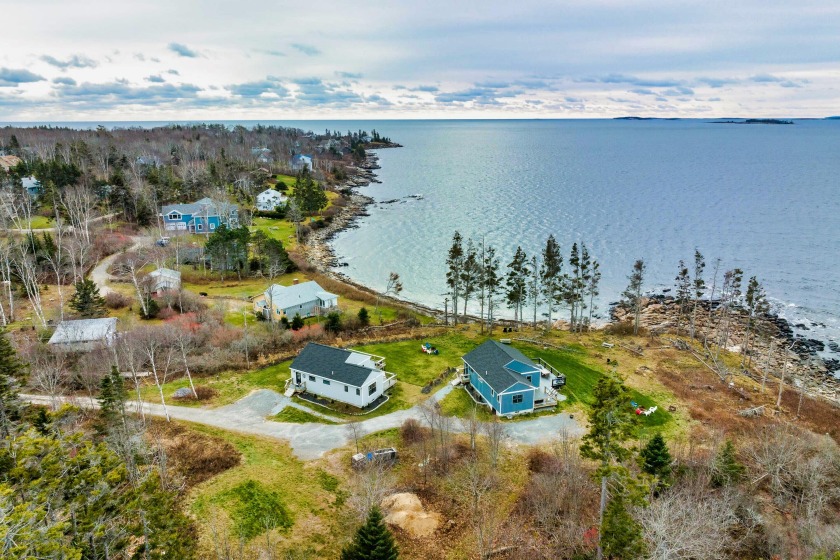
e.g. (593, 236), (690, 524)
(290, 154), (313, 171)
(462, 340), (558, 416)
(160, 197), (239, 233)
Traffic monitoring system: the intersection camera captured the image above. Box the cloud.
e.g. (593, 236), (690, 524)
(410, 85), (439, 92)
(168, 42), (199, 57)
(336, 71), (363, 79)
(40, 54), (98, 70)
(435, 86), (518, 105)
(227, 78), (289, 97)
(630, 88), (656, 96)
(696, 77), (738, 88)
(749, 73), (783, 83)
(146, 75), (165, 83)
(256, 49), (286, 57)
(583, 74), (683, 88)
(661, 86), (694, 96)
(365, 94), (392, 105)
(53, 80), (202, 104)
(52, 77), (77, 86)
(564, 96), (583, 103)
(166, 69), (180, 75)
(0, 68), (46, 87)
(291, 43), (321, 56)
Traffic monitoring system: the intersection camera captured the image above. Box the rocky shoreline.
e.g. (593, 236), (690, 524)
(612, 296), (840, 402)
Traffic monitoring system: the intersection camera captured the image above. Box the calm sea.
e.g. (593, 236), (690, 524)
(6, 119), (839, 358)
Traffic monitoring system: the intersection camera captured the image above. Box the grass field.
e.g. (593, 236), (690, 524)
(28, 215), (54, 229)
(273, 406), (338, 424)
(353, 332), (480, 387)
(438, 387), (494, 421)
(185, 424), (347, 557)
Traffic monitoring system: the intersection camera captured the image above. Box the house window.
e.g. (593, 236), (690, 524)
(513, 394), (524, 404)
(323, 379), (330, 385)
(308, 375), (315, 381)
(210, 223), (215, 230)
(344, 386), (348, 392)
(356, 388), (361, 395)
(197, 223), (203, 231)
(368, 383), (377, 396)
(167, 211), (181, 220)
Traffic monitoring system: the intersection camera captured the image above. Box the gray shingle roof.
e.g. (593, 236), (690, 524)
(48, 318), (117, 345)
(291, 343), (377, 387)
(161, 198), (238, 217)
(462, 340), (540, 393)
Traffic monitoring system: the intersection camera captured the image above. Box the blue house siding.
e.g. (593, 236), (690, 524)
(467, 365), (498, 409)
(499, 390), (534, 414)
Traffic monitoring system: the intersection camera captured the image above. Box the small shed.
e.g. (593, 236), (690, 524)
(48, 318), (117, 351)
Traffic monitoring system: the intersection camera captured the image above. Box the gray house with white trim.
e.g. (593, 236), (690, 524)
(253, 280), (338, 320)
(48, 318), (117, 351)
(290, 343), (396, 408)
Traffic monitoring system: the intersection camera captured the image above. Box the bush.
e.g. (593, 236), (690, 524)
(156, 307), (177, 321)
(104, 291), (131, 309)
(140, 297), (160, 319)
(227, 480), (293, 539)
(193, 386), (217, 400)
(400, 418), (428, 444)
(605, 321), (642, 336)
(526, 448), (564, 474)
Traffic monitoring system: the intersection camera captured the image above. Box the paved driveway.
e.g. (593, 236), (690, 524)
(23, 386), (583, 460)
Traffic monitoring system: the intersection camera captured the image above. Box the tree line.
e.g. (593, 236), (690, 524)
(444, 231), (601, 332)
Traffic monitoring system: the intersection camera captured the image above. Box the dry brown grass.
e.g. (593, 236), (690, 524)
(150, 421), (241, 487)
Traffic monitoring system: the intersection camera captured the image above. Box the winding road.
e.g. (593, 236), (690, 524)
(23, 386), (584, 460)
(90, 235), (152, 295)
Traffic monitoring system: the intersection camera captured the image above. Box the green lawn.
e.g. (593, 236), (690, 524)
(291, 381), (419, 421)
(515, 341), (672, 430)
(139, 360), (292, 408)
(438, 387), (494, 421)
(29, 215), (54, 229)
(185, 424), (346, 556)
(273, 406), (338, 424)
(353, 332), (479, 387)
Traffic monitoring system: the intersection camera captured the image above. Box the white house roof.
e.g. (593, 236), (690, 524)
(262, 281), (337, 310)
(149, 268), (181, 281)
(48, 318), (117, 345)
(258, 189), (285, 199)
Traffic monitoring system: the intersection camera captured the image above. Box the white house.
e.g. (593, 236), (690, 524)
(256, 188), (287, 212)
(289, 342), (396, 408)
(290, 154), (313, 171)
(253, 280), (338, 320)
(147, 268), (181, 294)
(48, 318), (117, 351)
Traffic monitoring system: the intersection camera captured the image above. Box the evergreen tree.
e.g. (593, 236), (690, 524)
(586, 256), (602, 331)
(291, 313), (304, 330)
(540, 235), (563, 330)
(292, 166), (327, 215)
(505, 246), (529, 329)
(690, 249), (706, 339)
(711, 439), (745, 487)
(325, 312), (342, 333)
(742, 276), (769, 367)
(341, 506), (399, 560)
(640, 432), (672, 480)
(622, 259), (646, 335)
(445, 232), (464, 325)
(675, 260), (691, 334)
(98, 366), (127, 429)
(580, 373), (640, 560)
(0, 328), (26, 438)
(69, 279), (107, 318)
(460, 240), (480, 317)
(358, 307), (370, 327)
(482, 244), (501, 333)
(32, 407), (51, 436)
(601, 496), (646, 560)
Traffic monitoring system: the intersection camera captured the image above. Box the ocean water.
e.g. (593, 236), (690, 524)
(324, 119), (840, 357)
(5, 118), (838, 357)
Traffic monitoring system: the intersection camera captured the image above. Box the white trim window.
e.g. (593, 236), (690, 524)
(167, 211), (182, 220)
(512, 394), (524, 404)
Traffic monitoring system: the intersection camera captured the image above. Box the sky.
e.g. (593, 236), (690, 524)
(1, 0), (839, 120)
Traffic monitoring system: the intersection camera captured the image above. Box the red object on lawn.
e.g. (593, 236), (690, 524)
(635, 408), (643, 415)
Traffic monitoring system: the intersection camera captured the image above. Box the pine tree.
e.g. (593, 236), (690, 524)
(70, 279), (107, 318)
(711, 439), (744, 487)
(341, 506), (399, 560)
(601, 496), (646, 560)
(622, 259), (646, 335)
(445, 232), (464, 325)
(690, 249), (706, 339)
(640, 432), (672, 479)
(291, 313), (304, 330)
(540, 235), (563, 330)
(358, 307), (370, 327)
(505, 246), (528, 329)
(0, 328), (26, 438)
(675, 260), (691, 334)
(98, 366), (127, 428)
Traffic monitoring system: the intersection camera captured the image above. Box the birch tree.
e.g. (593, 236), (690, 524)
(134, 325), (177, 421)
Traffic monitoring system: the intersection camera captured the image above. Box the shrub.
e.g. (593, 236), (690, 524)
(156, 307), (177, 321)
(526, 448), (563, 474)
(227, 480), (293, 539)
(104, 291), (131, 309)
(193, 386), (217, 400)
(400, 418), (428, 444)
(291, 313), (304, 330)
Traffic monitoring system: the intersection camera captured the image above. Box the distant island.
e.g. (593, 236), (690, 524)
(826, 116), (840, 120)
(710, 118), (794, 125)
(614, 116), (680, 120)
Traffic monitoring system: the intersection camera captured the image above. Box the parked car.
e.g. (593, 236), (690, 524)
(156, 237), (170, 247)
(352, 447), (398, 469)
(551, 374), (566, 389)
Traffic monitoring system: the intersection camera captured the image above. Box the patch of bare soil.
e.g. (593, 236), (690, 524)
(381, 492), (442, 538)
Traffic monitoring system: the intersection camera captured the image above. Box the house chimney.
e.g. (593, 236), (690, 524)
(293, 278), (299, 285)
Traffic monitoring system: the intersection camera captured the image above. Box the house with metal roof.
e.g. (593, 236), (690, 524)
(48, 318), (117, 351)
(160, 197), (239, 233)
(253, 280), (338, 320)
(462, 340), (561, 416)
(289, 342), (396, 408)
(147, 267), (181, 294)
